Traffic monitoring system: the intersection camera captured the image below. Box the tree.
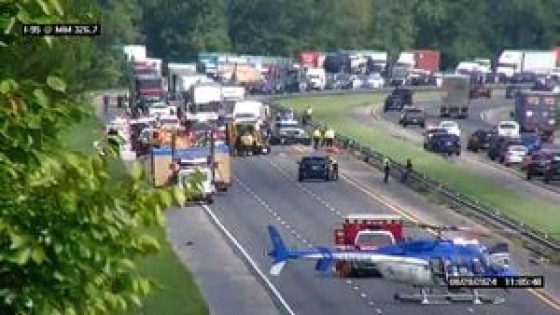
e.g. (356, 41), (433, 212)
(0, 1), (185, 313)
(140, 0), (231, 61)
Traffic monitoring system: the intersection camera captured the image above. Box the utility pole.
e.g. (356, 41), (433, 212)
(209, 123), (216, 185)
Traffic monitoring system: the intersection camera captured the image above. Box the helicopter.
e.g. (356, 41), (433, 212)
(267, 224), (515, 305)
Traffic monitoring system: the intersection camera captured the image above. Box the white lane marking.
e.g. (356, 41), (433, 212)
(376, 308), (383, 314)
(467, 307), (474, 313)
(235, 174), (385, 310)
(201, 204), (296, 315)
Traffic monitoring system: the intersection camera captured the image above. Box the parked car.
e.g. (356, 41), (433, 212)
(500, 145), (528, 166)
(466, 129), (494, 152)
(543, 158), (560, 184)
(487, 136), (522, 161)
(438, 120), (461, 137)
(298, 155), (339, 181)
(524, 149), (560, 179)
(399, 107), (425, 127)
(270, 126), (312, 146)
(424, 132), (461, 156)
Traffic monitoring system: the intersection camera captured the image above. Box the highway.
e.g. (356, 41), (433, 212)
(192, 143), (560, 315)
(359, 94), (560, 203)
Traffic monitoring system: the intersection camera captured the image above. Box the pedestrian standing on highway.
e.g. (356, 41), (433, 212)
(383, 158), (390, 184)
(324, 127), (335, 148)
(401, 158), (412, 183)
(312, 127), (322, 150)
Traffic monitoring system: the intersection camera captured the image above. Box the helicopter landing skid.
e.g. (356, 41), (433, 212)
(395, 289), (506, 305)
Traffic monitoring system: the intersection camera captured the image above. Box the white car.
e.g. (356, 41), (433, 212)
(438, 120), (461, 137)
(502, 145), (528, 166)
(497, 121), (520, 138)
(365, 73), (385, 89)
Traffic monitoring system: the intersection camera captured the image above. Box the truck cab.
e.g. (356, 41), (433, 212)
(334, 214), (403, 277)
(384, 87), (413, 112)
(175, 159), (216, 204)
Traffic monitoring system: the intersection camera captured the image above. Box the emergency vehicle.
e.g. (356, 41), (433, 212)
(334, 213), (404, 277)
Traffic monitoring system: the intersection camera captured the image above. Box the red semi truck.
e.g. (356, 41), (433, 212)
(334, 213), (404, 277)
(299, 51), (320, 68)
(397, 50), (440, 73)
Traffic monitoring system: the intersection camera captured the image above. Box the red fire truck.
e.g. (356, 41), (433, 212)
(334, 213), (404, 277)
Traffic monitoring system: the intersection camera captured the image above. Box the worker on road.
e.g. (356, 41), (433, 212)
(324, 127), (335, 148)
(312, 127), (322, 150)
(383, 158), (390, 184)
(401, 158), (412, 183)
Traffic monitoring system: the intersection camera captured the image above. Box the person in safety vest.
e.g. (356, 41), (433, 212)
(324, 127), (335, 148)
(312, 127), (322, 150)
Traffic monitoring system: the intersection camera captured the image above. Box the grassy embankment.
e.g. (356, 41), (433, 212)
(278, 94), (560, 240)
(61, 110), (208, 315)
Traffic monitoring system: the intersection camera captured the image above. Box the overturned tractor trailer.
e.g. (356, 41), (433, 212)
(440, 74), (471, 119)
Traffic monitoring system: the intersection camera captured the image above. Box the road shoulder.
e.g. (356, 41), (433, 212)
(166, 206), (281, 315)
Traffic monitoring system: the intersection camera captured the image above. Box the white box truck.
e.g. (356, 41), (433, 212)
(186, 83), (223, 122)
(123, 45), (146, 62)
(306, 68), (326, 90)
(497, 50), (557, 78)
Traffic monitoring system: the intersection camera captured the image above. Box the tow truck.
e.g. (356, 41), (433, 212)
(334, 213), (404, 277)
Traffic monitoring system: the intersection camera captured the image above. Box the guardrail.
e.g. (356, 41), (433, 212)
(267, 91), (560, 255)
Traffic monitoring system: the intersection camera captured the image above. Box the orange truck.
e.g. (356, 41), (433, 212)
(334, 213), (404, 277)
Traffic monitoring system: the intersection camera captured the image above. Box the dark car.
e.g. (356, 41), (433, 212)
(399, 108), (425, 127)
(298, 156), (339, 181)
(470, 84), (491, 98)
(525, 149), (560, 180)
(487, 136), (523, 161)
(423, 132), (461, 156)
(467, 129), (494, 152)
(270, 126), (312, 145)
(544, 158), (560, 184)
(384, 87), (413, 112)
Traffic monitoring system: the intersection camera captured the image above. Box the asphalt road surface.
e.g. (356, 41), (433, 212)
(367, 95), (560, 203)
(181, 144), (560, 315)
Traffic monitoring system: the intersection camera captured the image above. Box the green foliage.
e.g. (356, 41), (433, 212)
(140, 0), (231, 61)
(130, 0), (560, 67)
(0, 1), (188, 313)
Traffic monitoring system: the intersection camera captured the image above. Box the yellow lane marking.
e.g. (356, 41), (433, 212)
(291, 144), (560, 310)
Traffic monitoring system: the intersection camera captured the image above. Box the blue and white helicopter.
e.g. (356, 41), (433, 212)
(267, 224), (515, 305)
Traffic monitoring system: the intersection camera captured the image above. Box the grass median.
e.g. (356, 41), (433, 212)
(61, 113), (208, 315)
(277, 93), (560, 240)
